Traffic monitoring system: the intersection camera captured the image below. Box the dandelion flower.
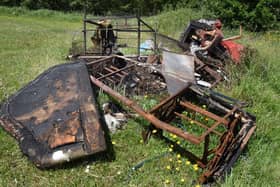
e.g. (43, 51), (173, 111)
(193, 164), (199, 171)
(176, 141), (180, 145)
(175, 167), (180, 171)
(195, 184), (201, 187)
(190, 120), (194, 124)
(170, 144), (174, 148)
(165, 179), (170, 184)
(112, 141), (116, 145)
(139, 139), (143, 143)
(166, 165), (171, 170)
(180, 178), (185, 183)
(169, 148), (173, 152)
(185, 160), (191, 165)
(169, 158), (173, 162)
(177, 154), (181, 159)
(152, 129), (157, 134)
(177, 160), (182, 164)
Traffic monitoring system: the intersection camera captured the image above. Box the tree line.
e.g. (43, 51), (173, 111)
(0, 0), (279, 31)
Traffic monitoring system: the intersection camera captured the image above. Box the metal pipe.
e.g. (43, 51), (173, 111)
(90, 76), (201, 144)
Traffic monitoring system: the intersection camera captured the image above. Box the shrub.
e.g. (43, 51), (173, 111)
(205, 0), (279, 31)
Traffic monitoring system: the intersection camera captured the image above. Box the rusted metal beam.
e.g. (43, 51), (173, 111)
(109, 66), (129, 75)
(199, 107), (237, 140)
(174, 112), (222, 136)
(90, 76), (201, 144)
(104, 67), (125, 78)
(97, 64), (135, 80)
(179, 101), (229, 125)
(87, 56), (114, 65)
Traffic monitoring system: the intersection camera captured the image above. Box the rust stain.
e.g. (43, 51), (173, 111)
(14, 74), (79, 125)
(48, 114), (81, 149)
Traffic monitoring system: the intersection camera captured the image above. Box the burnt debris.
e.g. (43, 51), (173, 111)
(0, 14), (255, 184)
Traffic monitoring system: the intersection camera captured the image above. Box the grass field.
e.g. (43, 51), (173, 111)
(0, 6), (279, 187)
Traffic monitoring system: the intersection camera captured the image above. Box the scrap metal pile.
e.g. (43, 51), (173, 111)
(0, 15), (255, 184)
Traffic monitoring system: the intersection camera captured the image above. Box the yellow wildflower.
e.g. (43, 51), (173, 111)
(190, 120), (194, 124)
(166, 165), (171, 170)
(170, 144), (174, 148)
(165, 179), (170, 184)
(177, 154), (181, 159)
(181, 178), (185, 183)
(177, 160), (182, 164)
(175, 167), (180, 171)
(193, 164), (199, 171)
(185, 160), (191, 165)
(139, 139), (143, 143)
(176, 141), (180, 145)
(152, 129), (157, 134)
(169, 158), (173, 162)
(168, 148), (173, 152)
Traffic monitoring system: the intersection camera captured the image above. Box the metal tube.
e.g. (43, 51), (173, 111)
(90, 76), (201, 144)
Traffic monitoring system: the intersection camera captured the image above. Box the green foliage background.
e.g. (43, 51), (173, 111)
(0, 0), (279, 31)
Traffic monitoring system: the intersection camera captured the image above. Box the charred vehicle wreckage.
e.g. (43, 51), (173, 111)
(0, 14), (255, 184)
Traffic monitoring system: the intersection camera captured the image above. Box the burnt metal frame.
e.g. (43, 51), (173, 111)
(83, 13), (157, 56)
(194, 57), (223, 88)
(85, 55), (256, 183)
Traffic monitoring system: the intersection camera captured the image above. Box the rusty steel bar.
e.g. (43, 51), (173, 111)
(113, 55), (141, 64)
(149, 86), (190, 114)
(202, 135), (210, 164)
(179, 101), (229, 125)
(174, 112), (222, 136)
(109, 66), (129, 75)
(104, 67), (125, 78)
(90, 76), (201, 144)
(97, 64), (135, 80)
(199, 107), (237, 140)
(87, 56), (114, 65)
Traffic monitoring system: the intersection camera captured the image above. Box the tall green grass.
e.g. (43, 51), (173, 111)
(0, 6), (279, 187)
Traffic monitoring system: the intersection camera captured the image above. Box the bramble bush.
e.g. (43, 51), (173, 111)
(205, 0), (279, 31)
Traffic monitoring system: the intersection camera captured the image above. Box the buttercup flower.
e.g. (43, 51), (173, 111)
(165, 179), (170, 184)
(193, 164), (199, 171)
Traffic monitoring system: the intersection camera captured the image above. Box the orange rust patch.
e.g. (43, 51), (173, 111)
(48, 114), (81, 149)
(14, 74), (79, 125)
